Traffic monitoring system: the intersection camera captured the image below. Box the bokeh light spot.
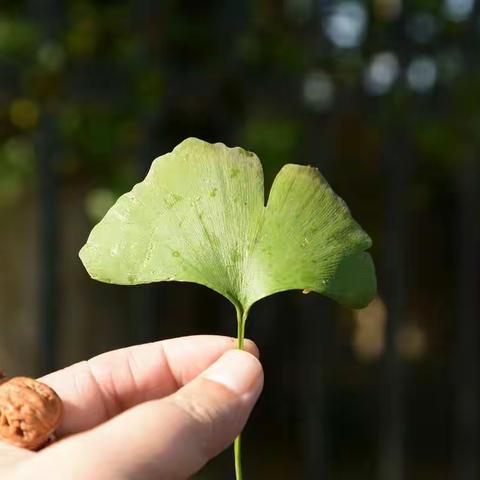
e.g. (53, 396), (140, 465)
(9, 99), (40, 130)
(323, 2), (367, 49)
(444, 0), (474, 22)
(364, 51), (399, 95)
(438, 48), (463, 83)
(85, 188), (117, 222)
(353, 296), (387, 363)
(406, 56), (437, 93)
(303, 70), (335, 111)
(397, 323), (427, 361)
(3, 137), (35, 172)
(37, 42), (65, 71)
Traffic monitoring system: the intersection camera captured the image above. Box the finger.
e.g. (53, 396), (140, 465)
(22, 350), (263, 480)
(0, 443), (34, 474)
(40, 335), (259, 436)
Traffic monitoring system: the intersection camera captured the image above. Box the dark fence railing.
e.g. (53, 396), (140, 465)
(454, 157), (480, 480)
(34, 0), (62, 375)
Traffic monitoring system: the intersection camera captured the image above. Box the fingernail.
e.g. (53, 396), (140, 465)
(202, 350), (261, 395)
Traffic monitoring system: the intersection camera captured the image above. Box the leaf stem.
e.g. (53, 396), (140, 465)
(234, 305), (247, 480)
(236, 305), (246, 350)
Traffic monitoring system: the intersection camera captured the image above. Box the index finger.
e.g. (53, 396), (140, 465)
(40, 335), (258, 437)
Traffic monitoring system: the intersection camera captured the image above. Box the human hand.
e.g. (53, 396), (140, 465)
(0, 335), (263, 479)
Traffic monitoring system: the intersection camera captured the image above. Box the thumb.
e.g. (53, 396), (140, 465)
(18, 350), (263, 480)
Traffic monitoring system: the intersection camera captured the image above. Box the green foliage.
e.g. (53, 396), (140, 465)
(0, 0), (477, 214)
(0, 17), (38, 59)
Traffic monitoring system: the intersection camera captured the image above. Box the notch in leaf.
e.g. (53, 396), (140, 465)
(79, 137), (377, 479)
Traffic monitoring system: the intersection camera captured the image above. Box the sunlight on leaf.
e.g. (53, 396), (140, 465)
(79, 138), (376, 312)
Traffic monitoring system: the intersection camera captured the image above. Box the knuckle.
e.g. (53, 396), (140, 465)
(177, 393), (218, 428)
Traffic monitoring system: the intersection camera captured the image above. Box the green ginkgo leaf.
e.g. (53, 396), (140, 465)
(79, 137), (376, 313)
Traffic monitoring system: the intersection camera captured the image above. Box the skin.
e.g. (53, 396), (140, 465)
(0, 335), (263, 479)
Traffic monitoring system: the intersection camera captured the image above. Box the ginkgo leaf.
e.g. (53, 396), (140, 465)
(79, 137), (376, 313)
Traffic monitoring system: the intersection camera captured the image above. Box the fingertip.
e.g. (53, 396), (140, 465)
(243, 339), (260, 359)
(201, 349), (263, 397)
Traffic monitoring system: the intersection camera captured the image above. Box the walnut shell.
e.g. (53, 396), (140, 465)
(0, 377), (63, 450)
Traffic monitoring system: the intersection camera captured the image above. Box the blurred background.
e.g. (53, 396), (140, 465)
(0, 0), (479, 478)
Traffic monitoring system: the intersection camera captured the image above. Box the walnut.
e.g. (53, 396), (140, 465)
(0, 377), (63, 451)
